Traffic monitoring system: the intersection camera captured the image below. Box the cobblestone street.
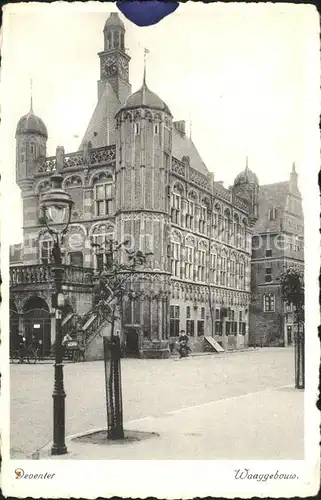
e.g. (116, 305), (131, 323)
(10, 347), (303, 459)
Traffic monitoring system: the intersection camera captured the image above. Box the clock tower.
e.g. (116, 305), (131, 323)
(98, 13), (131, 104)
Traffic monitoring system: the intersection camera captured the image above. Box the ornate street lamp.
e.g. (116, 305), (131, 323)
(40, 171), (74, 455)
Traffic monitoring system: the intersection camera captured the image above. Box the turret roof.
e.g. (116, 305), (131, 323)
(16, 104), (48, 138)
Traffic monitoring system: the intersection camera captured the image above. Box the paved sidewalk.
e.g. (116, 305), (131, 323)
(35, 384), (304, 460)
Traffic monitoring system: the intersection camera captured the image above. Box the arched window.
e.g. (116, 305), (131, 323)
(223, 209), (230, 243)
(186, 193), (196, 230)
(94, 179), (113, 216)
(185, 243), (194, 280)
(134, 122), (140, 135)
(171, 184), (182, 225)
(39, 233), (53, 264)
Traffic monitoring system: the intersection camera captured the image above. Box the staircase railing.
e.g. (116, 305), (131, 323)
(82, 311), (110, 346)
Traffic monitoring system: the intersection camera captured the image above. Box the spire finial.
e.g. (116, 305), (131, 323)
(142, 48), (149, 105)
(143, 47), (149, 86)
(30, 78), (33, 112)
(292, 161), (296, 173)
(245, 155), (249, 171)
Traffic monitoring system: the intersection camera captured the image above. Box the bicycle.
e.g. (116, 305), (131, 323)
(10, 346), (38, 364)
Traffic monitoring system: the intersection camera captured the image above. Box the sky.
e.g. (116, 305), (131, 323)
(0, 2), (319, 244)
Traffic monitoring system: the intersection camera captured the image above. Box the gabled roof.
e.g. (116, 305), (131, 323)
(259, 181), (290, 205)
(79, 82), (121, 149)
(254, 181), (290, 232)
(172, 127), (208, 176)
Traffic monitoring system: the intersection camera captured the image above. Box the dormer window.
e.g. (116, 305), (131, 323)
(134, 122), (140, 135)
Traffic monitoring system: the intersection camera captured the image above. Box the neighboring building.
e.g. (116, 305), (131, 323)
(9, 13), (301, 358)
(249, 164), (304, 346)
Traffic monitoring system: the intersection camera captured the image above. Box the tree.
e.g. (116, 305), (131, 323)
(92, 238), (152, 341)
(280, 266), (305, 325)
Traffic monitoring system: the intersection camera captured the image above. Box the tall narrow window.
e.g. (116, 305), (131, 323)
(213, 210), (219, 237)
(92, 224), (114, 270)
(185, 245), (194, 280)
(264, 294), (275, 312)
(198, 248), (206, 281)
(230, 258), (236, 288)
(154, 123), (159, 135)
(199, 206), (207, 234)
(171, 192), (181, 224)
(269, 208), (277, 221)
(95, 182), (113, 216)
(220, 256), (227, 286)
(171, 241), (181, 278)
(170, 305), (180, 337)
(239, 262), (245, 288)
(186, 200), (194, 230)
(40, 238), (53, 264)
(210, 252), (216, 284)
(134, 122), (140, 135)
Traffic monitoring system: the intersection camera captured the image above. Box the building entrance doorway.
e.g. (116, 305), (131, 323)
(124, 327), (140, 357)
(23, 297), (51, 357)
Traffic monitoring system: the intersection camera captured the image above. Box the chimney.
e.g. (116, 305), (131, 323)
(173, 120), (186, 135)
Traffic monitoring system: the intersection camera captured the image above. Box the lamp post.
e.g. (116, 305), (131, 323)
(40, 171), (74, 455)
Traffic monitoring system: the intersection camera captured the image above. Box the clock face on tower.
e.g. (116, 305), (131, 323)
(118, 57), (129, 81)
(103, 55), (117, 77)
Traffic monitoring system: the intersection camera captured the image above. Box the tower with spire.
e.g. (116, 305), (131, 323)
(233, 157), (259, 226)
(15, 87), (48, 263)
(15, 87), (48, 190)
(97, 12), (131, 103)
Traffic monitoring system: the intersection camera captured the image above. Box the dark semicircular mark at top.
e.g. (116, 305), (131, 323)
(117, 0), (179, 27)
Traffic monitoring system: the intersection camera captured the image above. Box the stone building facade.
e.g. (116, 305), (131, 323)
(10, 13), (301, 357)
(249, 165), (304, 346)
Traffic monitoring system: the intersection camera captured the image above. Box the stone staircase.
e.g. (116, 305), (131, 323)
(59, 308), (110, 359)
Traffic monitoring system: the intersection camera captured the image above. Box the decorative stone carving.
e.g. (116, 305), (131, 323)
(64, 175), (83, 188)
(91, 171), (113, 185)
(64, 152), (84, 168)
(172, 158), (185, 177)
(37, 156), (56, 173)
(189, 166), (210, 190)
(89, 146), (116, 165)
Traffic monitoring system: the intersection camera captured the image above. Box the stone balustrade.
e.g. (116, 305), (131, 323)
(10, 264), (95, 287)
(37, 145), (116, 174)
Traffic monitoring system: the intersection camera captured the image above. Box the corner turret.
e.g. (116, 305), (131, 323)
(15, 96), (47, 190)
(233, 157), (259, 226)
